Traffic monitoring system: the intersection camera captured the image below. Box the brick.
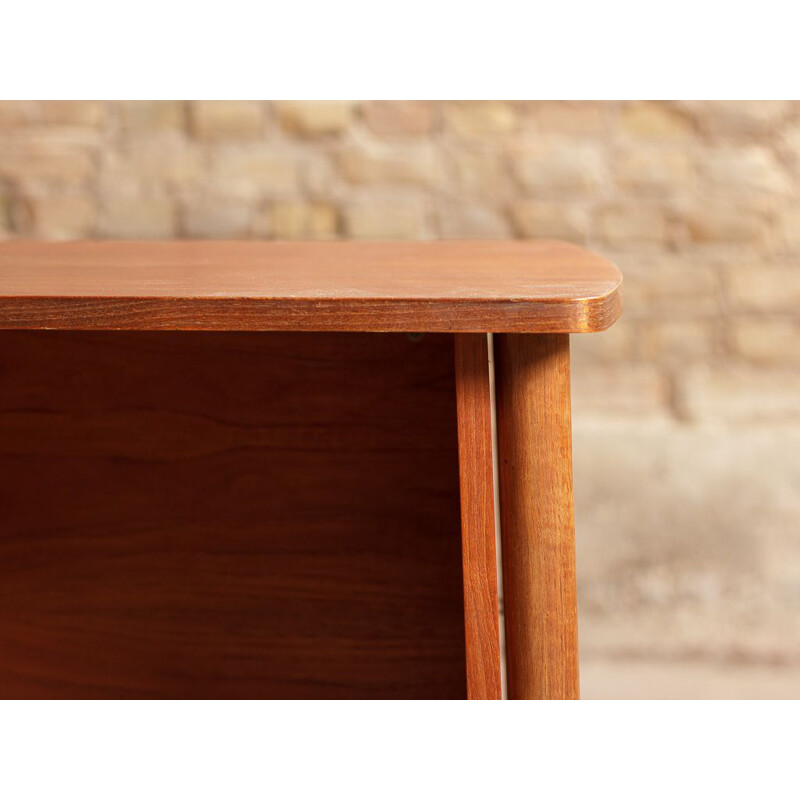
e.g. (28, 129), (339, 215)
(101, 138), (204, 188)
(682, 200), (769, 244)
(210, 147), (298, 199)
(0, 101), (37, 128)
(0, 132), (96, 183)
(182, 196), (252, 238)
(444, 102), (518, 137)
(436, 204), (510, 238)
(0, 183), (10, 231)
(596, 203), (667, 244)
(96, 193), (176, 238)
(118, 101), (186, 132)
(343, 196), (429, 239)
(340, 145), (444, 188)
(678, 367), (800, 423)
(513, 143), (605, 197)
(190, 101), (264, 140)
(641, 319), (717, 361)
(361, 101), (435, 137)
(277, 101), (351, 136)
(774, 204), (800, 251)
(700, 146), (791, 197)
(617, 148), (693, 195)
(617, 254), (720, 318)
(571, 364), (670, 421)
(778, 124), (800, 172)
(683, 100), (791, 137)
(38, 101), (107, 128)
(26, 191), (96, 238)
(619, 102), (694, 138)
(726, 266), (800, 312)
(271, 202), (338, 240)
(535, 102), (607, 136)
(570, 317), (635, 365)
(453, 149), (510, 199)
(0, 101), (106, 128)
(512, 201), (590, 242)
(732, 319), (800, 365)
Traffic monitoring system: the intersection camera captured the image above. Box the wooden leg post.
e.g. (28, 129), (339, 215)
(454, 334), (503, 700)
(494, 334), (579, 700)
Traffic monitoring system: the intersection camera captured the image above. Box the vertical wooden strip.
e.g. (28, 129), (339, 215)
(494, 334), (579, 700)
(454, 333), (503, 700)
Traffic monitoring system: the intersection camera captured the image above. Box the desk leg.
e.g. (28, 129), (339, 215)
(454, 334), (503, 700)
(494, 334), (579, 700)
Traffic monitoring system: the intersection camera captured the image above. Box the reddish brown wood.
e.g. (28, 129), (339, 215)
(0, 330), (466, 699)
(494, 334), (579, 700)
(0, 240), (622, 333)
(454, 334), (502, 700)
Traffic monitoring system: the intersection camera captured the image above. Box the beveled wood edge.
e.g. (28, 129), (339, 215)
(0, 282), (621, 333)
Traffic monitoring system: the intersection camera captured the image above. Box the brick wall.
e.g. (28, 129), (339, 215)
(1, 100), (798, 697)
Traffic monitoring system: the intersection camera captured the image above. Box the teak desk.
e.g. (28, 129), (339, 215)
(0, 240), (621, 700)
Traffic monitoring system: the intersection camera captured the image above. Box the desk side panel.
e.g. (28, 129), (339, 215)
(0, 331), (466, 699)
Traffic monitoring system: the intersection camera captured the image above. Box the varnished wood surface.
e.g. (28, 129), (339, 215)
(0, 331), (467, 699)
(454, 334), (502, 700)
(0, 240), (622, 333)
(495, 334), (579, 700)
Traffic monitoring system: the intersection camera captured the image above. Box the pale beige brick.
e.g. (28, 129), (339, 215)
(340, 145), (444, 188)
(444, 102), (518, 137)
(683, 100), (791, 137)
(0, 183), (10, 231)
(0, 101), (37, 128)
(726, 266), (800, 312)
(617, 148), (693, 195)
(513, 143), (605, 196)
(619, 102), (694, 138)
(0, 132), (96, 183)
(512, 201), (590, 242)
(682, 200), (769, 244)
(774, 204), (800, 251)
(277, 101), (351, 136)
(570, 317), (635, 365)
(271, 202), (338, 240)
(38, 101), (107, 128)
(97, 193), (176, 238)
(617, 255), (720, 318)
(119, 101), (186, 132)
(26, 192), (96, 238)
(700, 146), (791, 197)
(732, 319), (800, 365)
(641, 319), (717, 361)
(778, 124), (800, 172)
(344, 197), (429, 239)
(536, 102), (607, 136)
(571, 364), (670, 421)
(596, 203), (667, 244)
(678, 367), (800, 423)
(453, 149), (510, 199)
(182, 196), (252, 238)
(190, 101), (264, 140)
(0, 101), (106, 129)
(436, 204), (510, 238)
(361, 101), (435, 137)
(101, 138), (204, 188)
(210, 147), (298, 199)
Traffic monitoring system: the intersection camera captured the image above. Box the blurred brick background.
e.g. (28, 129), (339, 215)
(1, 100), (798, 698)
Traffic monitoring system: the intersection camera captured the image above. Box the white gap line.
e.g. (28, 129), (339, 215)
(487, 333), (508, 700)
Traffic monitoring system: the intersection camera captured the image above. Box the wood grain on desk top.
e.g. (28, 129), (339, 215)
(0, 240), (622, 332)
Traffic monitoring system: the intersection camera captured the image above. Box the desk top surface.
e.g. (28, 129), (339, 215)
(0, 240), (622, 332)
